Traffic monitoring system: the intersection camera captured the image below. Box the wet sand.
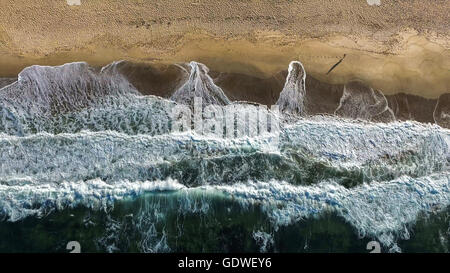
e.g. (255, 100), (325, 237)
(74, 60), (443, 126)
(0, 78), (16, 89)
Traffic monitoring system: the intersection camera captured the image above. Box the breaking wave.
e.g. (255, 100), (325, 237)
(0, 61), (449, 253)
(0, 62), (175, 136)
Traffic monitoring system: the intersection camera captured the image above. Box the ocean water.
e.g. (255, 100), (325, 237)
(0, 61), (448, 253)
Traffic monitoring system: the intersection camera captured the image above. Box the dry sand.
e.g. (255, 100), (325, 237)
(0, 0), (449, 97)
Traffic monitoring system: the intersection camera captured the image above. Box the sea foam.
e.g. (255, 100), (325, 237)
(0, 61), (449, 253)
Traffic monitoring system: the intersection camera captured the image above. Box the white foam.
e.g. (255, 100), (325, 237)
(0, 118), (446, 189)
(0, 62), (176, 136)
(276, 61), (306, 116)
(283, 117), (448, 167)
(170, 61), (231, 107)
(0, 178), (185, 222)
(335, 80), (395, 122)
(1, 173), (448, 252)
(207, 172), (450, 252)
(0, 60), (448, 253)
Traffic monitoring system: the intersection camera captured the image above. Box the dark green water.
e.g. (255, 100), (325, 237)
(0, 192), (448, 253)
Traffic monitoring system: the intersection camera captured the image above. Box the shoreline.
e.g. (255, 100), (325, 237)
(1, 59), (446, 128)
(1, 32), (448, 98)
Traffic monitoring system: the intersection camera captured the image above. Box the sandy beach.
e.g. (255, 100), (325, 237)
(0, 0), (449, 97)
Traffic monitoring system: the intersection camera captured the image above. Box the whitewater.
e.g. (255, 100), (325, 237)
(0, 61), (448, 253)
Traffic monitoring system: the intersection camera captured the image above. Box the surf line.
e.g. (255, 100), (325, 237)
(326, 54), (346, 75)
